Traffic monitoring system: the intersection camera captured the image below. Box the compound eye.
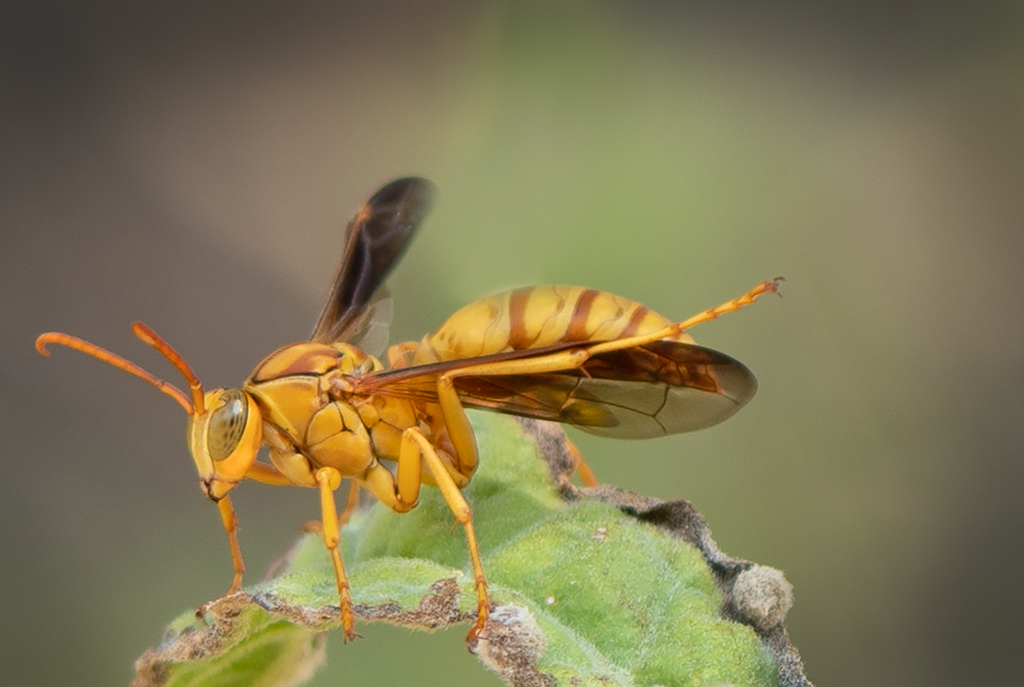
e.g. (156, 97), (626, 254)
(207, 389), (249, 461)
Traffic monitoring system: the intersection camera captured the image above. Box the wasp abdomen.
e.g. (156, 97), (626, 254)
(424, 285), (696, 361)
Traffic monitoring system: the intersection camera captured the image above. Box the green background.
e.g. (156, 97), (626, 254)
(2, 2), (1021, 686)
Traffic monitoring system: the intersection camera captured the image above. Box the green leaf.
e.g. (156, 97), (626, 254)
(132, 413), (809, 687)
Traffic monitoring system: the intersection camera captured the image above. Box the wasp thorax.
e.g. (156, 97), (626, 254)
(332, 343), (383, 376)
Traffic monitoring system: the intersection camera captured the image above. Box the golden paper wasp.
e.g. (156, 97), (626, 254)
(36, 177), (780, 646)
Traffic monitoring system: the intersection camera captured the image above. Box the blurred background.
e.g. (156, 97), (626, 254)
(2, 1), (1022, 685)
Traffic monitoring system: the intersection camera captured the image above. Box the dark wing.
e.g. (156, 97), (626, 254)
(354, 340), (757, 439)
(311, 177), (436, 348)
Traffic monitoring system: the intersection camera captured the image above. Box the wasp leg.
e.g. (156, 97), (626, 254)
(433, 378), (479, 480)
(435, 361), (601, 483)
(434, 359), (600, 488)
(583, 277), (783, 357)
(245, 460), (298, 486)
(565, 436), (599, 487)
(216, 496), (246, 596)
(198, 493), (256, 618)
(315, 466), (360, 642)
(360, 430), (491, 649)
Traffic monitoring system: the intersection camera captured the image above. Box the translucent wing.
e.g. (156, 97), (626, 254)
(455, 341), (757, 437)
(311, 177), (435, 350)
(356, 340), (757, 439)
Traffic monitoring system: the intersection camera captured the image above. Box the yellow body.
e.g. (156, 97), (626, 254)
(36, 179), (784, 649)
(38, 263), (779, 647)
(234, 286), (706, 505)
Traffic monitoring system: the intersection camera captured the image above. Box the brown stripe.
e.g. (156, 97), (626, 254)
(565, 288), (600, 342)
(507, 287), (535, 350)
(620, 303), (653, 338)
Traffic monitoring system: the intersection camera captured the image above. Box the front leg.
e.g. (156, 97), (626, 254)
(196, 495), (246, 621)
(203, 461), (294, 613)
(216, 495), (245, 596)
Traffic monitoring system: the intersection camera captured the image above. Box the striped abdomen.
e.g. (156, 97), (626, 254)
(420, 286), (697, 362)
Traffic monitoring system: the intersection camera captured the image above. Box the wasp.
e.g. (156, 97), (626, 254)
(36, 177), (780, 646)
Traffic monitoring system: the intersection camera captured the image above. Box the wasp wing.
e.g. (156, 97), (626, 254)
(356, 340), (757, 439)
(311, 177), (435, 350)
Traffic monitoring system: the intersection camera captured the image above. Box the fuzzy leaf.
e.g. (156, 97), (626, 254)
(133, 413), (807, 687)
